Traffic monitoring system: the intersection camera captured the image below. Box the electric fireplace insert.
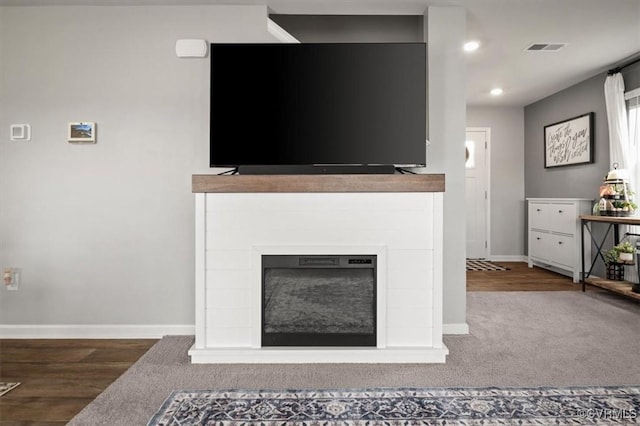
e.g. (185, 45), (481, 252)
(262, 255), (377, 347)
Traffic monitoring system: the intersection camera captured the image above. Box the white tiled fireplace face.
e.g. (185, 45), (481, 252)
(190, 192), (447, 363)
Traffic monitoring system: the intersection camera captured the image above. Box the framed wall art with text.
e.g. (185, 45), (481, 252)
(544, 112), (594, 168)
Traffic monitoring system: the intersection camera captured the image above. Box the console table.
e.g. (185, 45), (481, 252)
(580, 215), (640, 301)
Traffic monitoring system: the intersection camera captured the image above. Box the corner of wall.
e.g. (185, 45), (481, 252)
(425, 6), (467, 326)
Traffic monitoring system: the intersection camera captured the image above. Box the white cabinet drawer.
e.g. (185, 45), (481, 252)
(549, 203), (576, 235)
(530, 232), (573, 268)
(530, 231), (549, 261)
(549, 234), (574, 268)
(529, 203), (550, 230)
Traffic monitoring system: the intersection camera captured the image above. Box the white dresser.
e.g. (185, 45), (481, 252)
(527, 198), (593, 283)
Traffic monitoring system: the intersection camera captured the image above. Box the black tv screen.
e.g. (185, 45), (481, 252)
(209, 43), (426, 170)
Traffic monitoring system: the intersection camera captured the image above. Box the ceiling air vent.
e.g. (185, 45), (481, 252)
(525, 42), (567, 52)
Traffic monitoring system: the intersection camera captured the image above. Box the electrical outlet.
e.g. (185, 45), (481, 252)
(3, 268), (19, 291)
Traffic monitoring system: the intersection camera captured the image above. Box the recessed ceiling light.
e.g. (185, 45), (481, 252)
(490, 88), (503, 96)
(464, 41), (480, 52)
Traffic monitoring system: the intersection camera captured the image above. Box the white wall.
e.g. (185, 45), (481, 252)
(425, 7), (467, 330)
(1, 4), (468, 336)
(467, 106), (525, 258)
(0, 5), (274, 332)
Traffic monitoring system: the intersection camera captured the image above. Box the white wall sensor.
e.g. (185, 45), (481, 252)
(10, 124), (31, 141)
(176, 39), (208, 58)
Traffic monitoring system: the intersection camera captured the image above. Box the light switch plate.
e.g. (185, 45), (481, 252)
(10, 124), (31, 141)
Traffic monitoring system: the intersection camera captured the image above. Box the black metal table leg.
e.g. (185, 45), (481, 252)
(582, 221), (615, 290)
(581, 219), (586, 291)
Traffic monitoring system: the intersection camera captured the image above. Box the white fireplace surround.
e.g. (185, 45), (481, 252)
(189, 177), (447, 363)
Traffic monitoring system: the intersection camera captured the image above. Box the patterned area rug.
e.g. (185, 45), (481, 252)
(466, 259), (509, 271)
(0, 382), (20, 397)
(148, 385), (639, 425)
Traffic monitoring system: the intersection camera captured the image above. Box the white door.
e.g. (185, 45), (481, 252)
(465, 129), (489, 259)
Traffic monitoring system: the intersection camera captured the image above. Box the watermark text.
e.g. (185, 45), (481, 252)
(576, 408), (637, 420)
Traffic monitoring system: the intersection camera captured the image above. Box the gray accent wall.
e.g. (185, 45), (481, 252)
(621, 60), (640, 90)
(523, 57), (640, 261)
(467, 107), (525, 257)
(524, 73), (610, 200)
(270, 15), (423, 43)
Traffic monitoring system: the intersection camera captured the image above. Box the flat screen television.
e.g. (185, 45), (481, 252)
(209, 43), (426, 174)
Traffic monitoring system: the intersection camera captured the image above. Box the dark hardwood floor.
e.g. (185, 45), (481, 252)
(0, 262), (578, 425)
(0, 339), (157, 425)
(467, 261), (578, 291)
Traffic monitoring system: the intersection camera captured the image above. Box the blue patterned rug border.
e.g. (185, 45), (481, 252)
(149, 385), (640, 425)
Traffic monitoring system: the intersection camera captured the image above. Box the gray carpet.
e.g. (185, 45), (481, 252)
(69, 291), (640, 426)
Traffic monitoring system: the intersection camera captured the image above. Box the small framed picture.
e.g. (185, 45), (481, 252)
(68, 122), (96, 143)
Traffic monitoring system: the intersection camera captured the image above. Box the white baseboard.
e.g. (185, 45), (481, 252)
(442, 323), (469, 335)
(489, 255), (527, 262)
(0, 324), (195, 339)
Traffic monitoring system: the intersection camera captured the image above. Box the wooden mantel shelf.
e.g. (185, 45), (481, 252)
(192, 174), (445, 193)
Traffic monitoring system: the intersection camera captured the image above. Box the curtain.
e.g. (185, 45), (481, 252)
(605, 73), (640, 283)
(628, 93), (640, 194)
(628, 92), (639, 149)
(604, 73), (631, 170)
(626, 91), (640, 285)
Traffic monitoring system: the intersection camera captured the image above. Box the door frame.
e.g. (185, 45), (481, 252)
(466, 127), (491, 259)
